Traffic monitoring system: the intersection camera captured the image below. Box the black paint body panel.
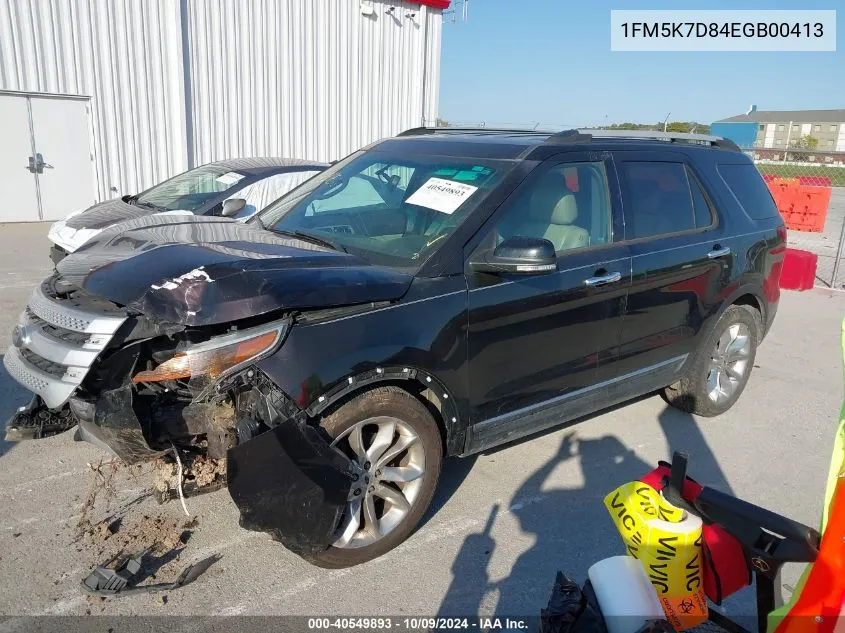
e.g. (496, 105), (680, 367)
(56, 215), (413, 326)
(227, 420), (353, 556)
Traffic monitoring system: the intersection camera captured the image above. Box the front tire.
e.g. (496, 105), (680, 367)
(304, 386), (443, 568)
(663, 305), (759, 417)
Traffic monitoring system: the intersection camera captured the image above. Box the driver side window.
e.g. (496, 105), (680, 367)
(492, 161), (612, 254)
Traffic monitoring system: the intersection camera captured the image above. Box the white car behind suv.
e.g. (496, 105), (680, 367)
(48, 157), (326, 263)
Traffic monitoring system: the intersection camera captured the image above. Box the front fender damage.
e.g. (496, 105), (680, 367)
(227, 418), (353, 556)
(67, 322), (354, 556)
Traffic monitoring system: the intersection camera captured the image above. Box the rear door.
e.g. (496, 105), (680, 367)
(464, 152), (631, 448)
(614, 149), (730, 381)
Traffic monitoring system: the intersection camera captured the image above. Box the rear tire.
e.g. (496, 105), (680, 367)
(304, 386), (443, 568)
(663, 305), (759, 417)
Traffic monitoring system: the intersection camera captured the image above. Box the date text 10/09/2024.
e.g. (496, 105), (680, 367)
(307, 617), (530, 630)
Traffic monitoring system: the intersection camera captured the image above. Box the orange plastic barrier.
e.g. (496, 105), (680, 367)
(766, 181), (832, 233)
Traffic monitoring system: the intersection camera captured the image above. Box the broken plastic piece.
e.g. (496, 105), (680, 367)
(82, 550), (147, 595)
(227, 418), (354, 555)
(4, 395), (76, 441)
(81, 552), (220, 598)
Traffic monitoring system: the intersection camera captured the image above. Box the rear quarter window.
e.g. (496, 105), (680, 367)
(717, 163), (779, 220)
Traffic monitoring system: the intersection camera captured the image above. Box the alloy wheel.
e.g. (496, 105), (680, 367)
(706, 322), (751, 404)
(330, 416), (426, 549)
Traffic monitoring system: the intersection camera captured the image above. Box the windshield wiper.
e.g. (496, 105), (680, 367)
(271, 229), (348, 253)
(135, 201), (168, 213)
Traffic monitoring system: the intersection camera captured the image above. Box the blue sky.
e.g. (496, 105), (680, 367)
(438, 0), (844, 127)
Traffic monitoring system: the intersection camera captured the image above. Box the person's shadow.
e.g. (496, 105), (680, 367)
(437, 402), (743, 619)
(436, 430), (656, 617)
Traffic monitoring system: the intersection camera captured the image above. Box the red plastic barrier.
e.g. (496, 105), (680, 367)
(798, 176), (832, 187)
(766, 181), (833, 233)
(779, 248), (817, 291)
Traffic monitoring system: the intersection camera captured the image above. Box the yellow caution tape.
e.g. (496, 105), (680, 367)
(604, 482), (708, 631)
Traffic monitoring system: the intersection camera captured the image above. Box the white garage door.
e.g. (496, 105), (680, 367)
(0, 93), (96, 222)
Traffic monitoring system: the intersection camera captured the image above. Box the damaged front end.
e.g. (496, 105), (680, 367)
(4, 275), (354, 557)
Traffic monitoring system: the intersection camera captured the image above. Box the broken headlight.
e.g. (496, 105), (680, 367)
(132, 320), (289, 385)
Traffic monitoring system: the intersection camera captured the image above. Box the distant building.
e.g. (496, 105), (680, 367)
(712, 106), (845, 151)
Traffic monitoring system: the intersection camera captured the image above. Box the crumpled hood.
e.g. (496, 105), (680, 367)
(65, 198), (155, 230)
(55, 215), (413, 326)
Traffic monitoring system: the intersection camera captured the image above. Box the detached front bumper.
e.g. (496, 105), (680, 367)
(4, 277), (354, 555)
(228, 418), (355, 556)
(69, 386), (167, 463)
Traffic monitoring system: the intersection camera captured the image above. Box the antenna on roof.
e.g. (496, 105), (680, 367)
(444, 0), (469, 24)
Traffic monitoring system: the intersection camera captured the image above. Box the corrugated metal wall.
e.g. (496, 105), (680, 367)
(186, 0), (442, 165)
(710, 122), (759, 150)
(0, 0), (188, 199)
(0, 0), (442, 203)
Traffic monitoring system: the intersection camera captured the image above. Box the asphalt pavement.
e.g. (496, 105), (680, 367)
(0, 222), (842, 623)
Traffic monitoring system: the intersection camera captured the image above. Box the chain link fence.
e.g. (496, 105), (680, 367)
(743, 147), (845, 289)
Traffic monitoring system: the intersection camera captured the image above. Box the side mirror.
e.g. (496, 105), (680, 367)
(469, 236), (557, 275)
(221, 198), (246, 217)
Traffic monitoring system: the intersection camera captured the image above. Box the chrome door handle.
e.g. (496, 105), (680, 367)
(584, 271), (622, 287)
(707, 246), (731, 259)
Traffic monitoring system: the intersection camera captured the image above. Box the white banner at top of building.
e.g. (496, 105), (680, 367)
(610, 10), (836, 52)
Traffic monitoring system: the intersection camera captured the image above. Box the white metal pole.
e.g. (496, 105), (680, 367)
(832, 217), (845, 288)
(784, 120), (793, 161)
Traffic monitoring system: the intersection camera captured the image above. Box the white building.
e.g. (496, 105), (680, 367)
(0, 0), (447, 222)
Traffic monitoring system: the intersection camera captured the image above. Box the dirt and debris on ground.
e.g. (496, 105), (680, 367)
(78, 513), (198, 561)
(74, 458), (123, 541)
(189, 455), (227, 487)
(73, 456), (207, 591)
(153, 453), (227, 499)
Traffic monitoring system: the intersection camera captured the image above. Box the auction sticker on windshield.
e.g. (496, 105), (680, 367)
(216, 171), (246, 186)
(406, 177), (478, 214)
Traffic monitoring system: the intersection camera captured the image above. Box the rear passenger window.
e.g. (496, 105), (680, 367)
(621, 162), (704, 239)
(717, 163), (779, 219)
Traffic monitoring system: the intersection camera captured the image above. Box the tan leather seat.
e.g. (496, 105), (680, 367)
(516, 182), (589, 252)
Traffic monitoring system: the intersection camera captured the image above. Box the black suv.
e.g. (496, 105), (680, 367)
(4, 128), (785, 568)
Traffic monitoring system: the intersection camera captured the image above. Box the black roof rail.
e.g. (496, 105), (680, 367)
(396, 126), (741, 152)
(396, 126), (554, 137)
(544, 129), (593, 143)
(575, 129), (742, 152)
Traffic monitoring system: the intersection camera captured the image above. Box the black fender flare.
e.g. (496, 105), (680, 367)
(305, 365), (465, 455)
(695, 282), (767, 355)
(722, 283), (767, 324)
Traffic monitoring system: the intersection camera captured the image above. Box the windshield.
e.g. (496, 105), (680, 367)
(134, 164), (250, 213)
(257, 150), (516, 268)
